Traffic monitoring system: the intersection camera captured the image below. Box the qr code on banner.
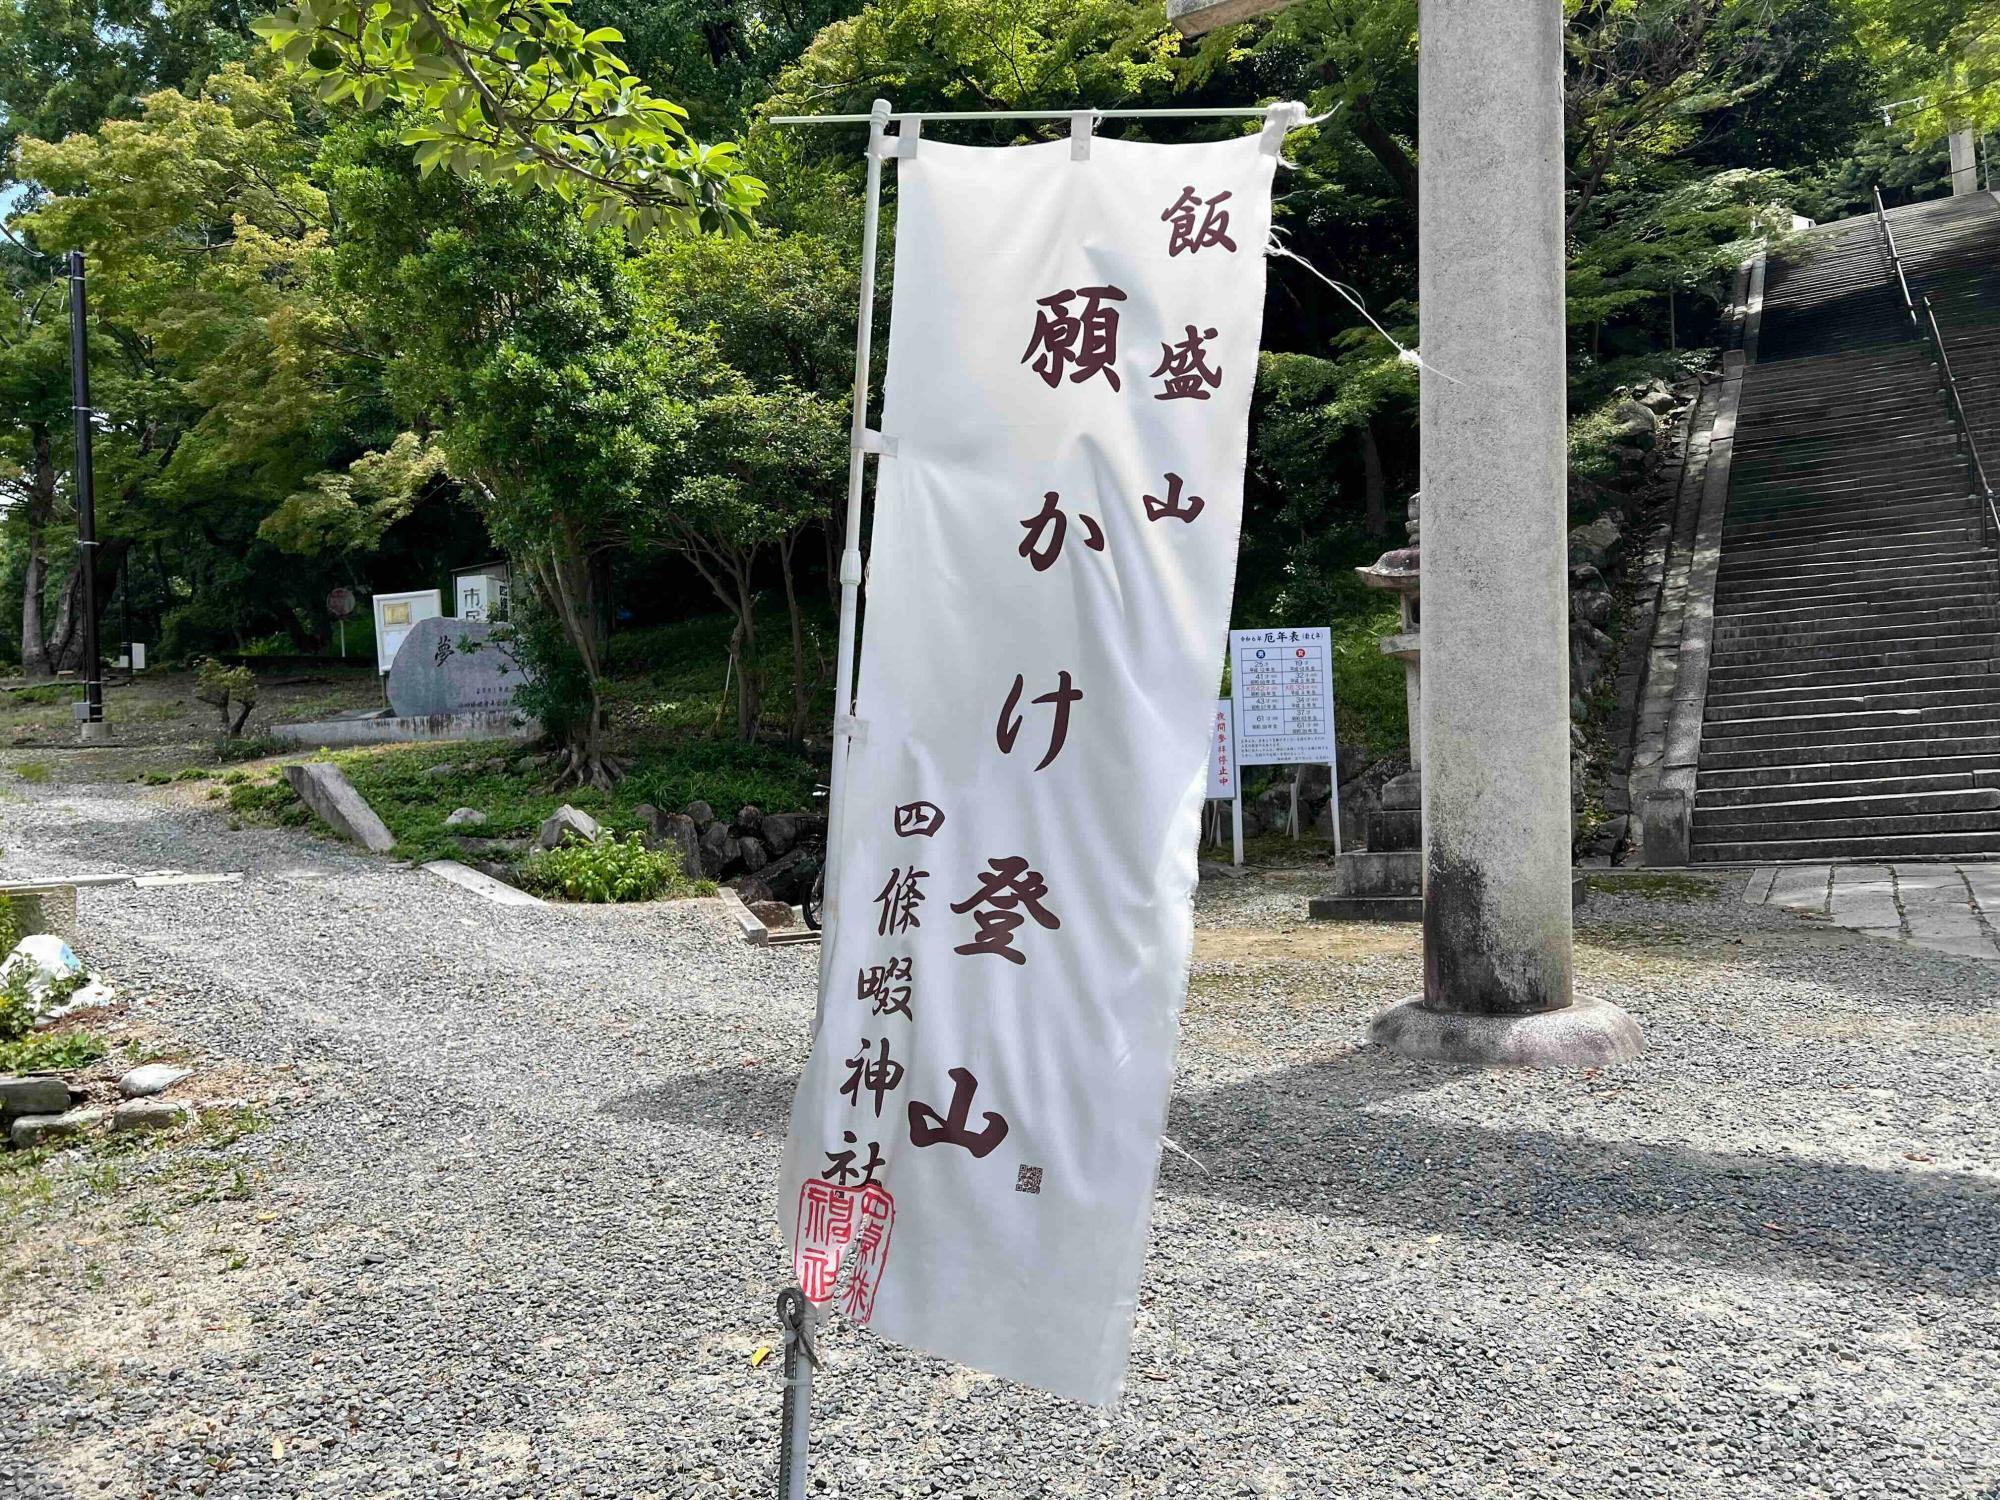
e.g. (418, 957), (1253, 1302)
(1015, 1165), (1043, 1195)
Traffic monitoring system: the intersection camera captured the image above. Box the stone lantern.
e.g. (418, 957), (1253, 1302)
(1310, 497), (1425, 921)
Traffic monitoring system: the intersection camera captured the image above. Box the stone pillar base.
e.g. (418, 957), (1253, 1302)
(77, 720), (113, 745)
(1371, 994), (1641, 1067)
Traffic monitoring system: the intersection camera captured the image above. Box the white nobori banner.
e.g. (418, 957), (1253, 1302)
(778, 115), (1288, 1405)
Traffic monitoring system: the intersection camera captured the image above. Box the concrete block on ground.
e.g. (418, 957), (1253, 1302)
(283, 763), (397, 854)
(0, 884), (79, 943)
(1639, 788), (1691, 867)
(1766, 865), (1830, 913)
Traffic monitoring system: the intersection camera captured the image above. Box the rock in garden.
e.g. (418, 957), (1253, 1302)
(109, 1099), (190, 1134)
(424, 763), (458, 781)
(685, 800), (715, 828)
(700, 821), (742, 876)
(661, 814), (703, 882)
(478, 757), (509, 775)
(1567, 515), (1622, 570)
(117, 1064), (191, 1099)
(738, 837), (771, 874)
(1611, 398), (1658, 447)
(444, 807), (488, 828)
(0, 1075), (73, 1120)
(734, 805), (764, 834)
(759, 814), (800, 857)
(1573, 588), (1614, 626)
(748, 899), (796, 931)
(537, 805), (601, 849)
(10, 1108), (103, 1148)
(283, 763), (397, 854)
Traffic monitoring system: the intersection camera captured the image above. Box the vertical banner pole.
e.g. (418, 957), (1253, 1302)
(67, 251), (104, 732)
(821, 96), (894, 966)
(1231, 783), (1244, 868)
(780, 94), (891, 1500)
(775, 1289), (816, 1500)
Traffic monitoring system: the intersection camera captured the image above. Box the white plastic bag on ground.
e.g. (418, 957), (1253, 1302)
(1, 934), (111, 1020)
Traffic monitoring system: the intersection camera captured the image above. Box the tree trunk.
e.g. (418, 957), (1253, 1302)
(20, 425), (55, 680)
(733, 565), (762, 742)
(779, 530), (810, 740)
(531, 525), (622, 791)
(1360, 420), (1387, 535)
(48, 535), (130, 676)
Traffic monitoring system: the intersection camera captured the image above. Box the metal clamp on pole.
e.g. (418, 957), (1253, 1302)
(775, 1287), (819, 1500)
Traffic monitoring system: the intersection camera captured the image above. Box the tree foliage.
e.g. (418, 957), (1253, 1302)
(249, 0), (766, 240)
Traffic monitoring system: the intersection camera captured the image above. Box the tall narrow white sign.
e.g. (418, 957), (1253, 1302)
(779, 119), (1288, 1405)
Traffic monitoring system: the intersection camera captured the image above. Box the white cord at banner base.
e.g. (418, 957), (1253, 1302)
(1264, 237), (1460, 384)
(1160, 1135), (1208, 1174)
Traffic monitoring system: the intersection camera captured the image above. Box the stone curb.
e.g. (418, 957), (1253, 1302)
(1642, 249), (1765, 866)
(714, 886), (768, 946)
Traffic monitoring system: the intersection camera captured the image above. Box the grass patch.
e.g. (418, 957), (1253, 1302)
(230, 737), (821, 867)
(1584, 871), (1724, 901)
(5, 684), (72, 706)
(15, 760), (49, 783)
(0, 1030), (108, 1074)
(603, 606), (837, 740)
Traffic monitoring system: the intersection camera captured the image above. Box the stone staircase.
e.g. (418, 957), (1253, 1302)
(1690, 193), (2000, 863)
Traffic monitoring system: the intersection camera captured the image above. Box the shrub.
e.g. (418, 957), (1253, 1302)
(0, 1029), (106, 1073)
(0, 893), (15, 953)
(214, 733), (286, 763)
(194, 658), (259, 739)
(516, 832), (707, 903)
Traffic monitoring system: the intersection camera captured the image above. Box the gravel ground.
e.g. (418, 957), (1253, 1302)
(1, 777), (1996, 1500)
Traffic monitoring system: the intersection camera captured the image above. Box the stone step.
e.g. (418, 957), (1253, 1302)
(1712, 532), (1976, 572)
(1708, 644), (2000, 686)
(1712, 581), (1995, 617)
(1697, 751), (2000, 792)
(1692, 807), (2000, 844)
(1703, 700), (2000, 745)
(1711, 617), (1998, 653)
(1699, 728), (2000, 772)
(1701, 679), (2000, 719)
(1695, 786), (2000, 821)
(1697, 769), (1990, 807)
(1692, 828), (2000, 863)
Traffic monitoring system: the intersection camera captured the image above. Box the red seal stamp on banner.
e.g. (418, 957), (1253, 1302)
(794, 1180), (896, 1324)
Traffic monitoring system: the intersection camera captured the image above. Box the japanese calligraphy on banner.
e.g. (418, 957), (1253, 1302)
(1229, 626), (1337, 766)
(777, 119), (1290, 1405)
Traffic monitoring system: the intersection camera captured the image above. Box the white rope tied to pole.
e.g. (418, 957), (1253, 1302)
(1265, 235), (1460, 384)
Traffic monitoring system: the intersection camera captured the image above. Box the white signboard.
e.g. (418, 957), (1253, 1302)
(779, 122), (1286, 1405)
(372, 589), (441, 675)
(1206, 697), (1236, 800)
(1229, 626), (1336, 766)
(455, 572), (509, 622)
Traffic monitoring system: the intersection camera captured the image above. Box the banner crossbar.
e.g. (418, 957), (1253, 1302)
(771, 106), (1278, 126)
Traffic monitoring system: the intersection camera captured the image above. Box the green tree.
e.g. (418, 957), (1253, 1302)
(326, 129), (723, 781)
(248, 0), (766, 240)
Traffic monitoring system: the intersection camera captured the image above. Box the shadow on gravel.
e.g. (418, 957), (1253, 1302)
(601, 1056), (1999, 1298)
(603, 1065), (796, 1133)
(1169, 1052), (2000, 1297)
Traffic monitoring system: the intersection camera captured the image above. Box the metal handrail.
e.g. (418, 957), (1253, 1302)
(1874, 186), (2000, 543)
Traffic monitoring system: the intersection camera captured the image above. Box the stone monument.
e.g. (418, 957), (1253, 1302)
(386, 617), (524, 719)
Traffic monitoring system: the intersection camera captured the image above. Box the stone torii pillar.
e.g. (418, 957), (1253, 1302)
(1369, 0), (1640, 1065)
(1949, 129), (1978, 196)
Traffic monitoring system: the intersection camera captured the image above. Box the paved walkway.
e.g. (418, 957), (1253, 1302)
(1746, 862), (2000, 959)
